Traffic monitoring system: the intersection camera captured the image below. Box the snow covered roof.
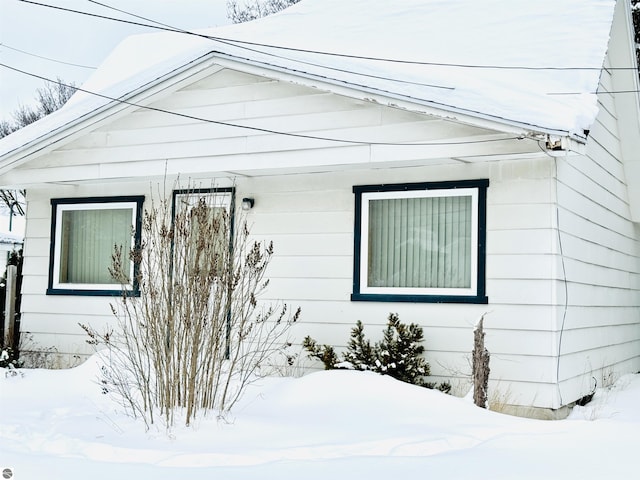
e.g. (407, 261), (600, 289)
(0, 230), (23, 246)
(0, 0), (619, 163)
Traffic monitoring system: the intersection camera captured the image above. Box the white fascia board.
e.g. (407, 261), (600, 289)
(0, 55), (223, 177)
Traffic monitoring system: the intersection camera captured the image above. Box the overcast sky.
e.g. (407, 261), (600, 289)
(0, 0), (232, 122)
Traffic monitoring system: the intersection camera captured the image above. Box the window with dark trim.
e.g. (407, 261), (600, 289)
(351, 179), (488, 304)
(172, 187), (235, 277)
(47, 196), (144, 296)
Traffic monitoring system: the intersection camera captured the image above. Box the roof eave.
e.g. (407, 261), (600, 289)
(0, 49), (584, 176)
(0, 54), (222, 176)
(209, 52), (580, 141)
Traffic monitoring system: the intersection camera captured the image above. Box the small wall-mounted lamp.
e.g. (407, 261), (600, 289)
(241, 197), (255, 210)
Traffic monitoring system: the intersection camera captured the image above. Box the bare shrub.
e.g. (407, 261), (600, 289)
(81, 184), (299, 429)
(14, 333), (59, 369)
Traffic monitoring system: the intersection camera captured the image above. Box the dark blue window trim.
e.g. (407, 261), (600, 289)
(351, 179), (489, 304)
(172, 187), (236, 359)
(171, 187), (235, 220)
(46, 195), (145, 297)
(171, 186), (236, 265)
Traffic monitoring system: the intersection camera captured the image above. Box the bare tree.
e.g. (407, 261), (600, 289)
(0, 121), (13, 140)
(10, 105), (41, 130)
(227, 0), (299, 23)
(36, 80), (78, 117)
(0, 78), (76, 138)
(0, 78), (76, 223)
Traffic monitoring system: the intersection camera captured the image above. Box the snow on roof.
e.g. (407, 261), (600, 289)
(0, 230), (23, 245)
(0, 0), (618, 162)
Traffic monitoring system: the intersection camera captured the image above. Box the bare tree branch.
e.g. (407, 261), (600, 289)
(0, 78), (76, 218)
(227, 0), (300, 23)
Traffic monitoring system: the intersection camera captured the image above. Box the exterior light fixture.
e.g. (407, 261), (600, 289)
(241, 197), (255, 210)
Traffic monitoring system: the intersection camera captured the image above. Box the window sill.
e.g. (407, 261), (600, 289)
(46, 288), (139, 297)
(350, 293), (489, 304)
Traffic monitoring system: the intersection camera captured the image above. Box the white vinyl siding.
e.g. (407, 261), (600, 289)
(552, 56), (640, 403)
(11, 58), (640, 414)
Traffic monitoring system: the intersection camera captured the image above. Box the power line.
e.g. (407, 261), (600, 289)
(0, 43), (96, 69)
(549, 89), (640, 95)
(86, 0), (452, 90)
(211, 38), (455, 91)
(74, 1), (640, 93)
(17, 0), (640, 72)
(85, 0), (178, 31)
(0, 62), (529, 147)
(16, 0), (452, 90)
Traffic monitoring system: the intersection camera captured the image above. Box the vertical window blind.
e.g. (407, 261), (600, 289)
(367, 195), (472, 289)
(59, 208), (132, 284)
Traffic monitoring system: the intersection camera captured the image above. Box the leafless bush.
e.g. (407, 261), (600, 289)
(81, 185), (299, 429)
(15, 333), (59, 369)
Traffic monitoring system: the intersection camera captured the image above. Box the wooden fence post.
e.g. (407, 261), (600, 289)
(473, 314), (490, 409)
(4, 265), (17, 349)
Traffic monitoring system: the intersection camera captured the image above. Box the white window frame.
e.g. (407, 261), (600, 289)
(48, 197), (143, 295)
(359, 188), (479, 297)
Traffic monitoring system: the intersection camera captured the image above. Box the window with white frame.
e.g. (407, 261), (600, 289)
(352, 180), (488, 303)
(47, 196), (144, 296)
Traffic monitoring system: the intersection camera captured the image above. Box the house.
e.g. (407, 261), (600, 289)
(0, 0), (638, 418)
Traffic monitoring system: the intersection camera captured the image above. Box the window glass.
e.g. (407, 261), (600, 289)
(367, 194), (472, 289)
(59, 208), (132, 284)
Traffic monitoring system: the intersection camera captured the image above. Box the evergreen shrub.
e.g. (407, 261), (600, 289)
(303, 313), (451, 392)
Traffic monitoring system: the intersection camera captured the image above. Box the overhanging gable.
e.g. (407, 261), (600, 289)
(0, 65), (548, 188)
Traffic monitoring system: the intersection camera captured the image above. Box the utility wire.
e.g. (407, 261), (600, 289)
(0, 62), (528, 147)
(85, 0), (179, 31)
(548, 89), (640, 95)
(21, 0), (452, 90)
(18, 0), (640, 72)
(0, 42), (97, 69)
(85, 0), (452, 90)
(80, 1), (640, 95)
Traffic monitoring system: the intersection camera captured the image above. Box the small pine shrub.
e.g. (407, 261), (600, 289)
(375, 313), (429, 386)
(303, 313), (451, 392)
(343, 320), (376, 370)
(302, 336), (338, 369)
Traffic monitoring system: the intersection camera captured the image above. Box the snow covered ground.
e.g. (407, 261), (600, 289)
(0, 355), (637, 479)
